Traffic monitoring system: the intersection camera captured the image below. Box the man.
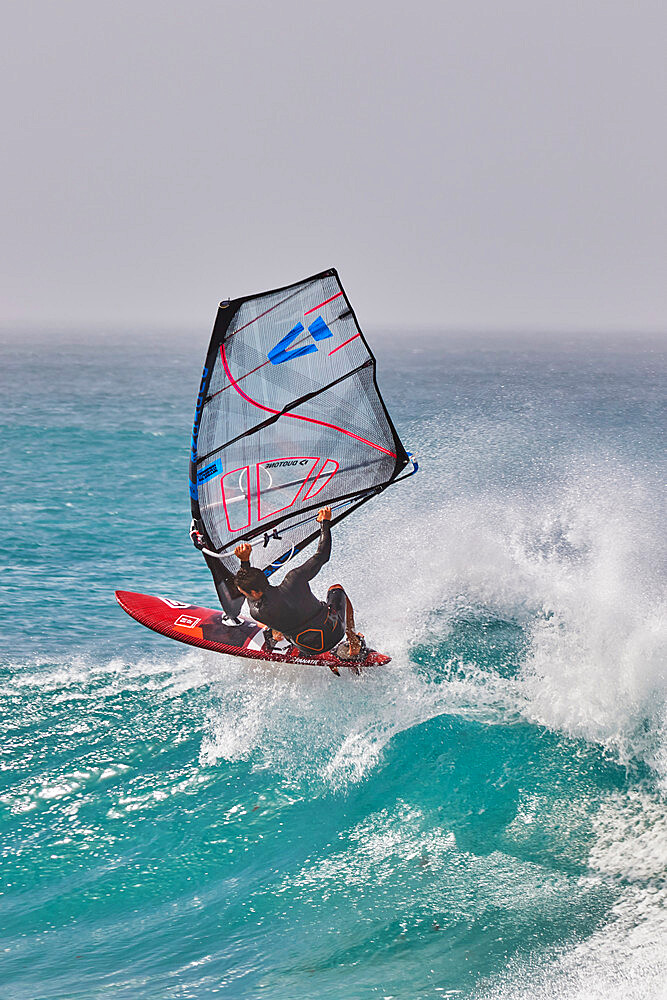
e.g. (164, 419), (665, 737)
(233, 506), (364, 669)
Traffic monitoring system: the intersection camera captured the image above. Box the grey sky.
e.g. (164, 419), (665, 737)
(1, 0), (665, 333)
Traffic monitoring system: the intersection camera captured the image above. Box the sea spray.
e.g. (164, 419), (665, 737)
(2, 331), (665, 999)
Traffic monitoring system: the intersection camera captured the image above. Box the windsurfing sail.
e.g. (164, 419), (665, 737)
(189, 268), (416, 615)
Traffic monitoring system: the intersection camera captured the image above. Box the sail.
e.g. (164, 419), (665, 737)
(189, 268), (412, 591)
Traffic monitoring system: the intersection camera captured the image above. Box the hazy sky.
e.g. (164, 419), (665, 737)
(1, 0), (666, 333)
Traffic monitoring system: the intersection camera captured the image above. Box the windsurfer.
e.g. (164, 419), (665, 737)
(233, 506), (364, 667)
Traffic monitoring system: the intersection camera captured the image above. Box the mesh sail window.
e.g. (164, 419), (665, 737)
(190, 268), (410, 578)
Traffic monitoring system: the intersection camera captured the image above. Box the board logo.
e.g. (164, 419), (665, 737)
(174, 615), (201, 628)
(267, 316), (332, 365)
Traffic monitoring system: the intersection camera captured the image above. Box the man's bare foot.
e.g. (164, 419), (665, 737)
(347, 632), (364, 657)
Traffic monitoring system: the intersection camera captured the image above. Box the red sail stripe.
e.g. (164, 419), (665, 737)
(206, 358), (272, 401)
(303, 291), (344, 315)
(329, 333), (361, 356)
(220, 343), (396, 458)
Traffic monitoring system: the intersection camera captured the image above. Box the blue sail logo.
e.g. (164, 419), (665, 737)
(267, 316), (332, 365)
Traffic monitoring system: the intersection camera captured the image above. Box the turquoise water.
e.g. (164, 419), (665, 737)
(1, 330), (665, 999)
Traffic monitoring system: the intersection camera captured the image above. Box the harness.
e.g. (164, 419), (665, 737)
(288, 602), (345, 654)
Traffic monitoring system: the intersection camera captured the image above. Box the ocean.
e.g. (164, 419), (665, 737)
(1, 327), (665, 999)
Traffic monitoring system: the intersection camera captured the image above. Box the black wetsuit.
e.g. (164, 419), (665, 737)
(241, 522), (347, 654)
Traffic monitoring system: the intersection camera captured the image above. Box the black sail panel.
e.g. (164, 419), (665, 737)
(190, 269), (409, 583)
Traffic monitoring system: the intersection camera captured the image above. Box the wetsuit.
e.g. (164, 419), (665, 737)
(240, 521), (348, 655)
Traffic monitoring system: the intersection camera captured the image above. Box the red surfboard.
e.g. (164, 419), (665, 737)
(115, 591), (390, 671)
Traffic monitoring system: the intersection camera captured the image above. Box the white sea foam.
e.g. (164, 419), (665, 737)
(474, 785), (667, 1000)
(328, 443), (667, 781)
(340, 443), (666, 1000)
(198, 455), (665, 801)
